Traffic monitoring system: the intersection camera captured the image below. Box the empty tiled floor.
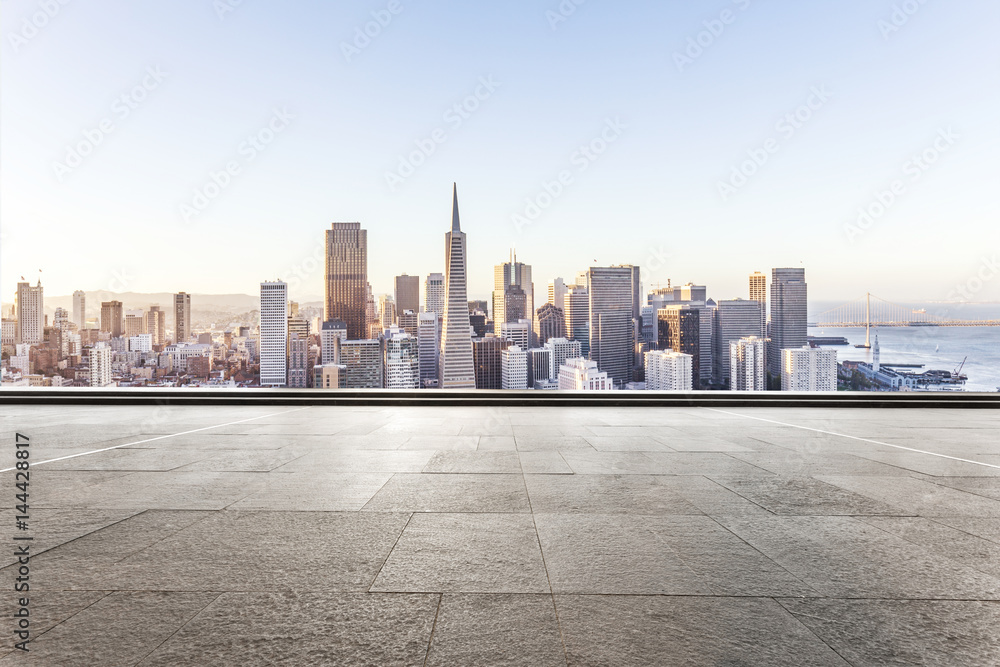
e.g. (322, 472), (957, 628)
(1, 404), (998, 665)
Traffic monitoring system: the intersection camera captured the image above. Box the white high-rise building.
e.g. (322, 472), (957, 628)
(501, 345), (528, 389)
(129, 334), (153, 353)
(439, 184), (476, 388)
(89, 343), (113, 387)
(384, 327), (420, 389)
(645, 350), (693, 391)
(10, 344), (30, 375)
(72, 290), (86, 329)
(15, 280), (44, 346)
(320, 320), (348, 364)
(499, 319), (531, 351)
(425, 273), (445, 316)
(259, 281), (288, 387)
(544, 337), (582, 381)
(558, 357), (613, 391)
(417, 312), (440, 388)
(730, 336), (766, 391)
(781, 346), (836, 392)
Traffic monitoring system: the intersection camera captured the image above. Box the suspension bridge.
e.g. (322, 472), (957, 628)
(811, 293), (1000, 328)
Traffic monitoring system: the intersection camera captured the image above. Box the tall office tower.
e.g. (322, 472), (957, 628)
(558, 357), (612, 391)
(534, 303), (565, 345)
(527, 347), (553, 385)
(287, 333), (309, 388)
(394, 274), (420, 318)
(713, 299), (765, 385)
(398, 309), (418, 337)
(500, 319), (531, 351)
(575, 271), (590, 289)
(781, 346), (836, 392)
(124, 310), (145, 338)
(730, 336), (766, 391)
(548, 278), (568, 309)
(173, 292), (192, 343)
(72, 290), (86, 329)
(100, 301), (124, 338)
(544, 337), (582, 381)
(492, 250), (534, 336)
(673, 283), (707, 303)
(417, 312), (440, 388)
(325, 222), (368, 340)
(384, 327), (420, 389)
(588, 266), (634, 387)
(288, 302), (310, 339)
(14, 280), (44, 345)
(563, 285), (590, 354)
(501, 345), (528, 390)
(657, 306), (701, 389)
(768, 268), (808, 377)
(472, 336), (507, 389)
(749, 271), (767, 332)
(645, 350), (694, 391)
(259, 281), (288, 387)
(320, 320), (348, 364)
(378, 295), (396, 329)
(89, 343), (113, 387)
(425, 273), (445, 315)
(337, 339), (383, 388)
(439, 184), (476, 388)
(145, 306), (166, 348)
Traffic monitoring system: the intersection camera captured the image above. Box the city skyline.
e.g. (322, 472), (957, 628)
(2, 2), (999, 304)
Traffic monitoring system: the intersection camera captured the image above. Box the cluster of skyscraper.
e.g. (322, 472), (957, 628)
(254, 185), (833, 392)
(2, 185), (832, 391)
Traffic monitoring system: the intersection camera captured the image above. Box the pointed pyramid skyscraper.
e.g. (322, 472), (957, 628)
(439, 183), (476, 389)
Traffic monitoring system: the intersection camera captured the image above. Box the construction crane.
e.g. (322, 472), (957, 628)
(953, 356), (967, 379)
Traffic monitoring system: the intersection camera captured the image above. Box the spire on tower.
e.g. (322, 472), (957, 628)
(451, 183), (461, 232)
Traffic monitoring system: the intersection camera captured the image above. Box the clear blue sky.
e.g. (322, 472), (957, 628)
(2, 0), (998, 304)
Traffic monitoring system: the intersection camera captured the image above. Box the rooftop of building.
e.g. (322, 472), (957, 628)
(2, 402), (998, 664)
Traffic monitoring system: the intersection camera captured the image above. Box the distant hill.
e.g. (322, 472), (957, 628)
(34, 292), (255, 318)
